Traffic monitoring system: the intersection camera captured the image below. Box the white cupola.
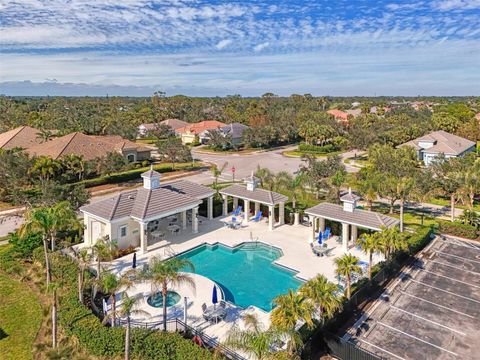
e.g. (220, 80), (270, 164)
(141, 165), (161, 190)
(340, 188), (360, 213)
(245, 171), (259, 191)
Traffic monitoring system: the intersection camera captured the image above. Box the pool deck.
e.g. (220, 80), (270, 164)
(98, 214), (382, 355)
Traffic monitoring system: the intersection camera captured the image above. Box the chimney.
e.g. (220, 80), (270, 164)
(245, 171), (259, 191)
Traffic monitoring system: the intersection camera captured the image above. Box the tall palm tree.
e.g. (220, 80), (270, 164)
(72, 248), (90, 303)
(356, 233), (381, 280)
(92, 237), (117, 279)
(141, 257), (195, 331)
(334, 254), (362, 299)
(378, 227), (408, 260)
(31, 156), (61, 188)
(96, 271), (133, 326)
(62, 154), (86, 181)
(396, 176), (415, 232)
(225, 314), (301, 360)
(255, 166), (274, 190)
(105, 294), (150, 360)
(271, 289), (314, 331)
(211, 161), (228, 192)
(275, 171), (306, 211)
(48, 282), (59, 349)
(299, 275), (341, 321)
(457, 158), (480, 210)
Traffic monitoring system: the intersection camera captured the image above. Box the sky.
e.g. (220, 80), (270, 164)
(1, 0), (480, 97)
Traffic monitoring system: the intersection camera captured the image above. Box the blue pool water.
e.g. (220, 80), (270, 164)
(177, 243), (303, 311)
(147, 291), (181, 308)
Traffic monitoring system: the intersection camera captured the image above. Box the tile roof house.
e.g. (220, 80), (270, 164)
(399, 130), (476, 166)
(176, 120), (226, 144)
(0, 126), (45, 150)
(203, 122), (249, 146)
(26, 132), (152, 162)
(137, 119), (189, 137)
(80, 168), (215, 253)
(327, 109), (349, 123)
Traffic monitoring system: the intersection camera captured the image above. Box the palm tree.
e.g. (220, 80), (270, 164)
(378, 227), (408, 260)
(225, 314), (301, 360)
(36, 129), (54, 143)
(72, 248), (90, 303)
(141, 257), (195, 331)
(275, 172), (306, 211)
(211, 161), (228, 192)
(105, 294), (150, 360)
(334, 254), (362, 299)
(356, 233), (381, 280)
(31, 156), (61, 188)
(457, 158), (480, 210)
(92, 237), (117, 279)
(62, 154), (86, 181)
(299, 275), (341, 322)
(396, 176), (415, 232)
(96, 271), (133, 326)
(271, 289), (314, 331)
(255, 166), (274, 190)
(48, 282), (59, 349)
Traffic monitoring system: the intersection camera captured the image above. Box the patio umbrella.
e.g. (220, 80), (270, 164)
(212, 285), (218, 308)
(132, 253), (137, 269)
(318, 232), (323, 245)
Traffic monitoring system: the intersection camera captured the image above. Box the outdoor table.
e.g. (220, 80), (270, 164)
(203, 305), (227, 324)
(150, 230), (165, 240)
(312, 245), (327, 256)
(166, 225), (180, 235)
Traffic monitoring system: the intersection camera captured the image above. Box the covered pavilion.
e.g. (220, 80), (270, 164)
(219, 174), (288, 231)
(305, 189), (399, 251)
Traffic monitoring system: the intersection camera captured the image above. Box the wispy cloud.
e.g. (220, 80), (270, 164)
(0, 0), (479, 95)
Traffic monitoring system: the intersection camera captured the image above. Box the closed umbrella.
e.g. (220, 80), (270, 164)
(132, 253), (137, 269)
(212, 285), (218, 309)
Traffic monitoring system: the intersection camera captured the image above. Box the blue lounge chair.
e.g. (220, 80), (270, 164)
(250, 211), (262, 222)
(232, 206), (242, 216)
(322, 228), (331, 241)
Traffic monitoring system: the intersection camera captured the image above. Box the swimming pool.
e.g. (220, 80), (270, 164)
(177, 242), (303, 311)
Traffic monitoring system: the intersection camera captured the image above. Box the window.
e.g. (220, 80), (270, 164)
(119, 225), (128, 238)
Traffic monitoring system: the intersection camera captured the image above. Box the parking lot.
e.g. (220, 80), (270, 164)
(345, 236), (480, 360)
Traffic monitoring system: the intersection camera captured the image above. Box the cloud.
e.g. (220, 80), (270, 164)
(253, 42), (269, 52)
(215, 39), (232, 50)
(432, 0), (480, 10)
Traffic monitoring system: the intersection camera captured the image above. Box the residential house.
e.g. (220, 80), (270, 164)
(345, 109), (362, 118)
(0, 126), (45, 150)
(27, 132), (152, 162)
(137, 119), (189, 137)
(399, 130), (476, 166)
(204, 122), (249, 147)
(327, 109), (349, 123)
(80, 168), (215, 253)
(176, 120), (226, 144)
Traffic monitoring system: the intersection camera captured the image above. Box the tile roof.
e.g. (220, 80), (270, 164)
(81, 180), (213, 221)
(327, 109), (349, 121)
(26, 132), (151, 160)
(219, 123), (249, 138)
(399, 130), (475, 156)
(176, 120), (226, 135)
(219, 184), (288, 206)
(0, 126), (44, 150)
(305, 203), (399, 231)
(139, 119), (189, 131)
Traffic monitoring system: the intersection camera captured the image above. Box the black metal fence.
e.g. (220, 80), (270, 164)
(117, 318), (247, 360)
(323, 332), (383, 360)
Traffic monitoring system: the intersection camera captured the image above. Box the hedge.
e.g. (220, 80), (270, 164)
(298, 143), (337, 154)
(437, 220), (479, 240)
(77, 162), (204, 188)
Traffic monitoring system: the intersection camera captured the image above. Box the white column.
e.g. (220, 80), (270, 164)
(268, 205), (274, 231)
(222, 194), (228, 216)
(319, 217), (325, 232)
(351, 225), (358, 243)
(255, 202), (260, 216)
(309, 215), (316, 242)
(182, 211), (187, 230)
(84, 217), (91, 246)
(233, 197), (239, 209)
(244, 200), (250, 222)
(140, 222), (148, 254)
(279, 202), (285, 225)
(294, 212), (300, 226)
(207, 196), (213, 220)
(342, 223), (349, 251)
(192, 207), (199, 234)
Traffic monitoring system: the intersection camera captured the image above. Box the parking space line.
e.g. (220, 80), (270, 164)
(414, 267), (480, 289)
(444, 239), (480, 251)
(410, 279), (480, 304)
(356, 338), (405, 360)
(399, 291), (475, 319)
(377, 322), (458, 357)
(435, 250), (480, 265)
(389, 305), (466, 335)
(430, 260), (480, 276)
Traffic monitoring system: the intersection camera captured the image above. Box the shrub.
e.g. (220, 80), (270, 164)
(406, 226), (434, 253)
(8, 232), (42, 258)
(298, 143), (337, 154)
(437, 220), (479, 240)
(0, 245), (24, 274)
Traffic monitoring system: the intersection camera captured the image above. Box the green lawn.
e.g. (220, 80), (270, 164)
(427, 197), (480, 212)
(372, 203), (439, 230)
(0, 274), (42, 360)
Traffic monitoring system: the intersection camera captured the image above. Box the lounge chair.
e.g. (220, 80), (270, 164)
(323, 228), (331, 240)
(250, 211), (263, 222)
(232, 206), (242, 216)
